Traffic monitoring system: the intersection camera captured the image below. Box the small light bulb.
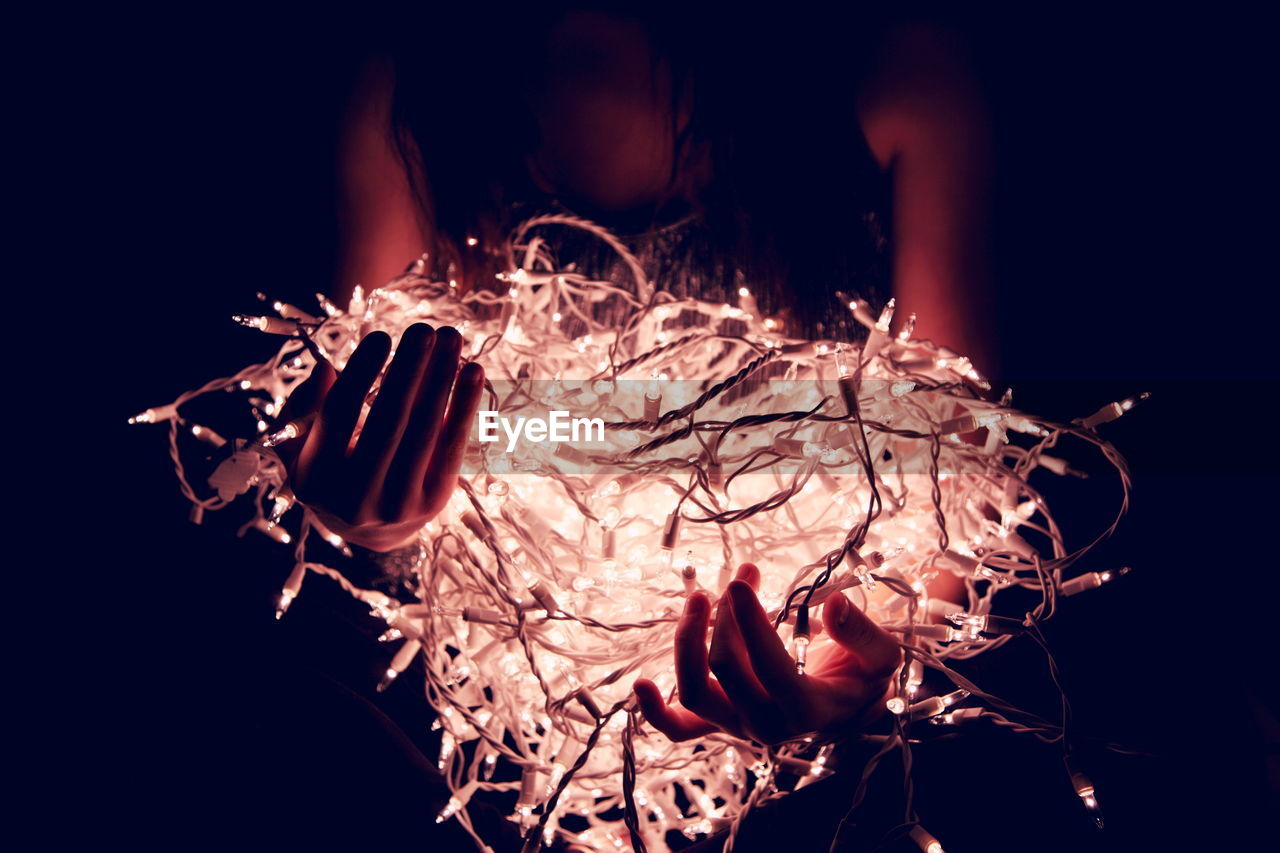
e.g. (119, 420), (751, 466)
(875, 298), (895, 333)
(275, 589), (296, 620)
(260, 421), (300, 448)
(1068, 763), (1104, 829)
(267, 494), (293, 526)
(1061, 567), (1130, 596)
(127, 404), (178, 425)
(791, 635), (810, 674)
(1081, 392), (1150, 428)
(376, 667), (399, 692)
(436, 796), (463, 824)
(909, 825), (945, 853)
(834, 344), (850, 378)
(189, 424), (227, 447)
(232, 314), (297, 335)
(907, 689), (970, 721)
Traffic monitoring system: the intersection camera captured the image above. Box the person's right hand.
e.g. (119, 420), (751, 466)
(276, 323), (485, 552)
(634, 564), (901, 746)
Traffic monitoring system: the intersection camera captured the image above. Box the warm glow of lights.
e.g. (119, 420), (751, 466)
(141, 215), (1135, 852)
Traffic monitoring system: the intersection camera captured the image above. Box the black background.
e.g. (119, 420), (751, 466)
(36, 4), (1277, 851)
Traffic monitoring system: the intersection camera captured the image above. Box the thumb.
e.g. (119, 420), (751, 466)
(269, 358), (337, 470)
(274, 358), (337, 426)
(822, 592), (901, 678)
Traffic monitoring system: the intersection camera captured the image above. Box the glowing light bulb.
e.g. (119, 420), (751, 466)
(259, 421), (300, 448)
(377, 640), (422, 692)
(906, 658), (924, 698)
(909, 825), (945, 853)
(1081, 392), (1150, 428)
(438, 730), (456, 769)
(127, 405), (177, 425)
(791, 634), (810, 674)
(516, 770), (539, 828)
(907, 689), (970, 721)
(189, 424), (227, 447)
(275, 589), (296, 620)
(791, 605), (812, 674)
(436, 796), (463, 824)
(252, 518), (291, 544)
(1067, 761), (1104, 828)
(644, 369), (664, 422)
(945, 612), (1025, 640)
(834, 344), (851, 379)
(267, 493), (293, 527)
(232, 314), (297, 335)
(1061, 567), (1130, 596)
(875, 299), (895, 333)
(314, 292), (339, 316)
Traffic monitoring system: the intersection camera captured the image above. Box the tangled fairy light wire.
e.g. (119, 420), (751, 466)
(135, 216), (1143, 852)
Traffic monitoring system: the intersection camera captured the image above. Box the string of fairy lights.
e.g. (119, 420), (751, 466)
(133, 215), (1144, 852)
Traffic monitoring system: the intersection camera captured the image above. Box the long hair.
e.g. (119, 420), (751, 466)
(387, 5), (892, 339)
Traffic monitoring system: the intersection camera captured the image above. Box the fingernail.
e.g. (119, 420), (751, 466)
(438, 324), (461, 341)
(685, 592), (708, 618)
(831, 593), (850, 626)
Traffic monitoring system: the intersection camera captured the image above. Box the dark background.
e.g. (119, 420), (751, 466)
(44, 4), (1277, 851)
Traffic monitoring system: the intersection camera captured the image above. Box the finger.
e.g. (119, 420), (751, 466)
(276, 359), (336, 425)
(347, 324), (435, 508)
(709, 585), (787, 741)
(427, 360), (484, 491)
(273, 360), (337, 471)
(297, 331), (390, 499)
(823, 592), (901, 678)
(734, 562), (761, 591)
(726, 580), (803, 699)
(634, 680), (717, 742)
(674, 592), (738, 731)
(383, 326), (466, 516)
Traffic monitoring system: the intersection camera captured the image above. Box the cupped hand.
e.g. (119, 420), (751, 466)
(635, 564), (902, 745)
(275, 323), (485, 552)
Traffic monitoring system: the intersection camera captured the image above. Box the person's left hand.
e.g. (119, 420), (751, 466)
(634, 563), (902, 745)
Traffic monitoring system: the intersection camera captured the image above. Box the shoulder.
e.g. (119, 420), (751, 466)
(854, 21), (990, 170)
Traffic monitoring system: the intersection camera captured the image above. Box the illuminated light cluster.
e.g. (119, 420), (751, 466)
(137, 215), (1139, 851)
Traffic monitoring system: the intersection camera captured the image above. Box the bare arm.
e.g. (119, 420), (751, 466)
(859, 25), (993, 605)
(857, 24), (997, 381)
(333, 57), (429, 305)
